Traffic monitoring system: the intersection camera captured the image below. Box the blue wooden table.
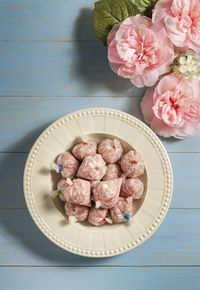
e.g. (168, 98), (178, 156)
(0, 1), (200, 289)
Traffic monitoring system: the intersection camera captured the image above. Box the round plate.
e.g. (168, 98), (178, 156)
(23, 108), (173, 258)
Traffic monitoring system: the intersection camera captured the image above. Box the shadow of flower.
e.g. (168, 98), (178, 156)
(72, 8), (145, 97)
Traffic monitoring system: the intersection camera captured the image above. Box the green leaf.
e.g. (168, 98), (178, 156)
(94, 0), (158, 46)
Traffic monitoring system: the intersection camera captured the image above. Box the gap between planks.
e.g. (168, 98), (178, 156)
(0, 265), (199, 268)
(0, 95), (138, 98)
(0, 40), (99, 43)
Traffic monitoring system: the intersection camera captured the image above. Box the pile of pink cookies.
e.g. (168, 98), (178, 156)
(51, 138), (145, 226)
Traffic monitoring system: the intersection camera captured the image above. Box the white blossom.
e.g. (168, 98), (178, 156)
(172, 51), (200, 80)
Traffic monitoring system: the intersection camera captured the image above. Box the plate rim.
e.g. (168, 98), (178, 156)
(23, 107), (173, 258)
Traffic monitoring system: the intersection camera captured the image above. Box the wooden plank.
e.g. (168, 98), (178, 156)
(0, 0), (97, 41)
(0, 209), (199, 266)
(0, 96), (142, 152)
(0, 42), (145, 97)
(0, 153), (199, 209)
(170, 153), (200, 208)
(0, 153), (27, 208)
(0, 97), (200, 153)
(0, 266), (199, 290)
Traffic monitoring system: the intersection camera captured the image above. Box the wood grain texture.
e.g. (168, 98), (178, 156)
(0, 42), (145, 97)
(0, 97), (200, 153)
(0, 153), (199, 209)
(0, 0), (199, 287)
(0, 0), (97, 41)
(0, 266), (200, 290)
(0, 153), (27, 208)
(0, 209), (199, 266)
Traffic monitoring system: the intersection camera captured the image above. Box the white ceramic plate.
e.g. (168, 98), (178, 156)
(23, 108), (173, 258)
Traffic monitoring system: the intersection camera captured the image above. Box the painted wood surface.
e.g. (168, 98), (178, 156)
(0, 0), (200, 287)
(0, 97), (200, 153)
(1, 267), (200, 290)
(0, 209), (199, 266)
(0, 42), (146, 98)
(0, 0), (97, 41)
(0, 153), (199, 209)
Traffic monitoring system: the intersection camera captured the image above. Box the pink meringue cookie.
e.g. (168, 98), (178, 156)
(64, 202), (89, 223)
(77, 154), (107, 181)
(88, 207), (112, 226)
(98, 138), (123, 164)
(102, 164), (123, 181)
(92, 178), (122, 209)
(72, 141), (97, 160)
(90, 180), (100, 189)
(110, 197), (133, 223)
(56, 178), (68, 202)
(120, 178), (144, 199)
(51, 152), (79, 179)
(121, 151), (145, 178)
(62, 178), (91, 206)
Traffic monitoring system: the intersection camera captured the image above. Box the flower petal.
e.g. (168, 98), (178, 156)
(108, 39), (124, 64)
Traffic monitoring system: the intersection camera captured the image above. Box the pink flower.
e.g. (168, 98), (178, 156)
(141, 75), (200, 138)
(152, 0), (200, 52)
(107, 15), (174, 88)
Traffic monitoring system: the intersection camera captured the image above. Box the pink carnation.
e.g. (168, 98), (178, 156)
(107, 15), (174, 88)
(152, 0), (200, 52)
(141, 75), (200, 138)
